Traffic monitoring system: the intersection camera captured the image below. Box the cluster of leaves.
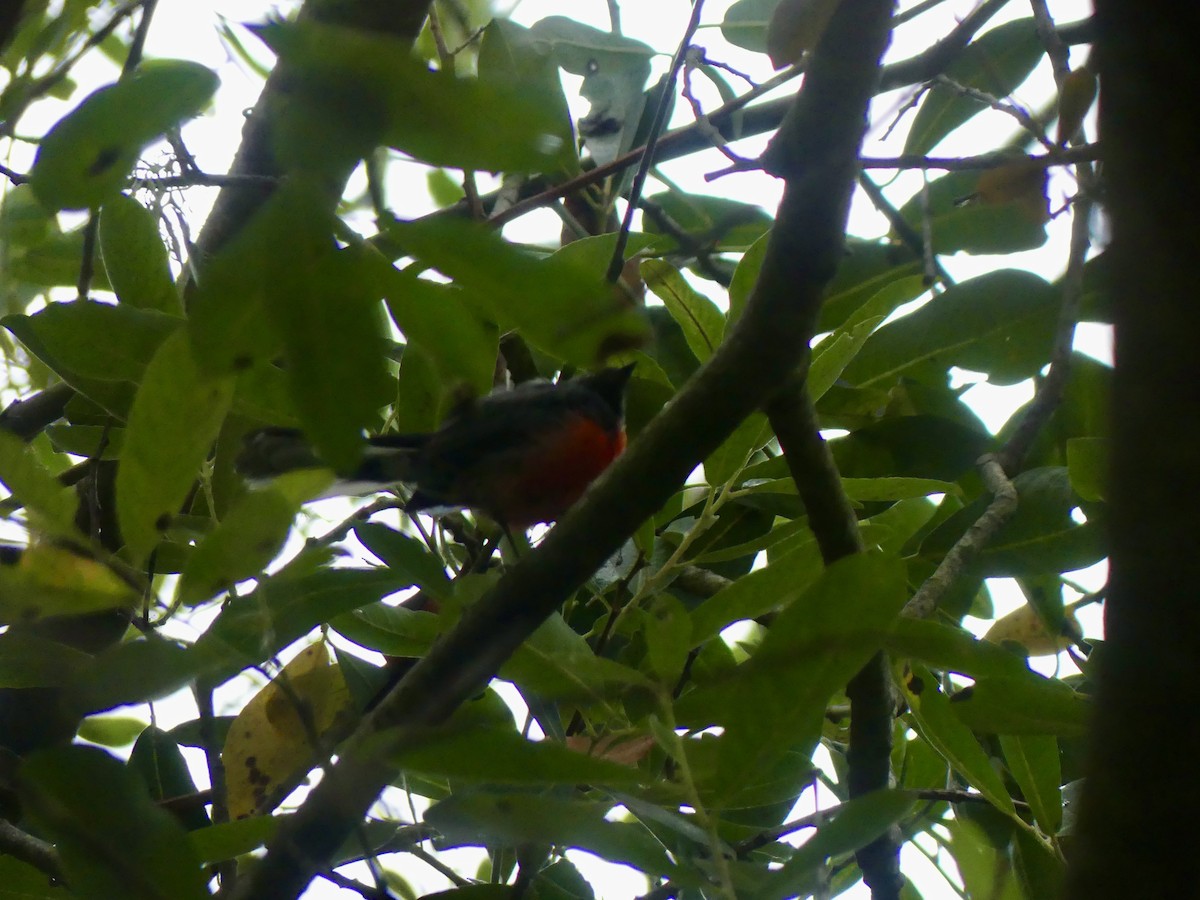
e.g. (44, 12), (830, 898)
(0, 2), (1104, 899)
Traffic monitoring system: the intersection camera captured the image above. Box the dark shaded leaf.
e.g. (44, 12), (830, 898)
(427, 792), (678, 877)
(128, 725), (209, 830)
(19, 745), (208, 899)
(951, 677), (1089, 737)
(845, 269), (1058, 388)
(757, 790), (917, 900)
(354, 523), (452, 601)
(903, 665), (1015, 815)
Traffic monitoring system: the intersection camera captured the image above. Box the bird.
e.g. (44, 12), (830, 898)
(236, 364), (635, 529)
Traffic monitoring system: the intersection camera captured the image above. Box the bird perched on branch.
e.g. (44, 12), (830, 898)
(237, 364), (635, 529)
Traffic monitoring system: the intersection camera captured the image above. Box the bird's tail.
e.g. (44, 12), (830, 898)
(236, 428), (428, 496)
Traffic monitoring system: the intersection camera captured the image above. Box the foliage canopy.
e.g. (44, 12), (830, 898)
(0, 1), (1116, 899)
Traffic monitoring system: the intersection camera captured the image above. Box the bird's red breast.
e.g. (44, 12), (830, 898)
(493, 413), (628, 527)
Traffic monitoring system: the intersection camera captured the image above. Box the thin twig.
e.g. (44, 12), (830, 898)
(903, 455), (1019, 619)
(997, 186), (1094, 471)
(858, 173), (953, 287)
(933, 75), (1056, 152)
(605, 0), (708, 284)
(1028, 0), (1072, 87)
(861, 143), (1100, 170)
(427, 6), (483, 220)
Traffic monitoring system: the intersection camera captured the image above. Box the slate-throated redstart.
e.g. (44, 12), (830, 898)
(237, 364), (634, 528)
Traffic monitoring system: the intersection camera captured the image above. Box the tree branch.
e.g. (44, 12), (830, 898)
(766, 385), (901, 898)
(0, 818), (63, 883)
(1065, 3), (1200, 897)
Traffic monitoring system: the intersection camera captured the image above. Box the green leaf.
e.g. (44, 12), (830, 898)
(116, 327), (235, 564)
(382, 273), (498, 398)
(729, 230), (770, 321)
(189, 816), (278, 864)
(186, 188), (298, 377)
(641, 594), (692, 683)
(427, 793), (678, 877)
(18, 745), (209, 899)
(950, 676), (1090, 737)
(388, 219), (648, 366)
(30, 61), (219, 211)
(128, 726), (209, 830)
(0, 430), (78, 532)
(903, 665), (1015, 815)
(64, 637), (201, 716)
(905, 19), (1043, 155)
(1066, 436), (1107, 501)
(195, 567), (417, 674)
(832, 415), (992, 481)
(688, 533), (824, 646)
(642, 259), (725, 362)
(0, 630), (91, 688)
(922, 467), (1106, 577)
(258, 20), (572, 173)
(894, 169), (1048, 255)
(393, 724), (643, 787)
(817, 239), (924, 333)
(266, 245), (393, 472)
(4, 299), (181, 389)
(71, 715), (145, 750)
(685, 553), (907, 804)
(504, 612), (653, 701)
(845, 270), (1058, 388)
(758, 790), (918, 900)
(478, 19), (577, 177)
(1012, 825), (1066, 898)
(353, 523), (452, 601)
(333, 602), (444, 658)
(721, 0), (777, 54)
(809, 274), (929, 400)
(643, 191), (773, 255)
(177, 470), (331, 607)
(1000, 734), (1062, 834)
(0, 854), (71, 897)
(98, 194), (181, 313)
(886, 617), (1035, 681)
(706, 413), (771, 486)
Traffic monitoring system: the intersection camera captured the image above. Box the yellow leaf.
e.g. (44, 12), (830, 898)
(767, 0), (842, 69)
(984, 604), (1080, 657)
(0, 541), (138, 624)
(222, 642), (353, 819)
(1056, 65), (1097, 146)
